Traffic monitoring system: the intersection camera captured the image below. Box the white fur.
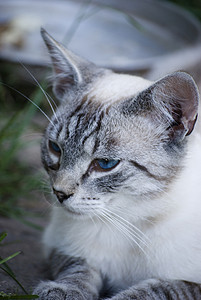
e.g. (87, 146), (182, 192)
(90, 73), (152, 104)
(43, 130), (201, 291)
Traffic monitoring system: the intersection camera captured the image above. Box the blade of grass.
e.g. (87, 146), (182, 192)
(0, 252), (21, 265)
(0, 234), (37, 296)
(0, 256), (15, 278)
(0, 265), (28, 295)
(0, 232), (7, 243)
(0, 294), (38, 299)
(0, 233), (16, 277)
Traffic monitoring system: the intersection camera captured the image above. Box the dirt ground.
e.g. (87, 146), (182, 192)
(0, 216), (48, 296)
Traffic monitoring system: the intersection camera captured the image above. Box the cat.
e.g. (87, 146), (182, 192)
(34, 28), (201, 299)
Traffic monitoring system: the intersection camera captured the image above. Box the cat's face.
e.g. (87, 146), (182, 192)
(41, 29), (199, 221)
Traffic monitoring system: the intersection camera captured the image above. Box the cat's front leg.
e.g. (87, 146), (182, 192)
(34, 250), (102, 300)
(107, 279), (201, 300)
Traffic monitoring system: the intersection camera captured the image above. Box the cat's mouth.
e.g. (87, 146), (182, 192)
(63, 206), (83, 216)
(61, 201), (89, 217)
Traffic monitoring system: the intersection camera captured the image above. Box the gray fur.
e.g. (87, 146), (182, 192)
(34, 29), (201, 299)
(35, 250), (201, 300)
(34, 250), (102, 300)
(105, 279), (201, 300)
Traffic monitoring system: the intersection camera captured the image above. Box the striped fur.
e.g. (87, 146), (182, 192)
(105, 279), (201, 300)
(35, 29), (201, 299)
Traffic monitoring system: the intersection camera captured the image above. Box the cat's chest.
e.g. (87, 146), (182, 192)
(85, 235), (148, 289)
(60, 219), (150, 287)
(44, 206), (201, 288)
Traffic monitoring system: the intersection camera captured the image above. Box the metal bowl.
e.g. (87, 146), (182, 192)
(0, 0), (201, 78)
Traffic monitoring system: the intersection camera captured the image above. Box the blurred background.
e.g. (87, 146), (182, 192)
(0, 0), (201, 297)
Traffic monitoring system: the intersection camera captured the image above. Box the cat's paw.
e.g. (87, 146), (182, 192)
(34, 280), (87, 300)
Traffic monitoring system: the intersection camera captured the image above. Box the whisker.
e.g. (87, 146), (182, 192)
(102, 213), (143, 252)
(101, 208), (149, 256)
(0, 82), (55, 128)
(21, 133), (43, 139)
(89, 213), (98, 230)
(99, 211), (130, 242)
(93, 211), (116, 236)
(19, 62), (59, 121)
(95, 211), (130, 246)
(100, 209), (147, 254)
(38, 193), (55, 217)
(114, 205), (155, 226)
(24, 79), (58, 111)
(43, 89), (58, 110)
(103, 207), (150, 245)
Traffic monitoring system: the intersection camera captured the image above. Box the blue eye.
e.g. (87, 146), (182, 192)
(96, 159), (119, 170)
(49, 140), (61, 156)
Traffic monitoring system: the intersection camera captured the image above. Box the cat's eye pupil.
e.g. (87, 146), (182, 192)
(96, 159), (119, 170)
(49, 140), (61, 156)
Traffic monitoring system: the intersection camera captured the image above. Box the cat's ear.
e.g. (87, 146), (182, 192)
(41, 28), (101, 102)
(122, 72), (199, 139)
(151, 72), (199, 139)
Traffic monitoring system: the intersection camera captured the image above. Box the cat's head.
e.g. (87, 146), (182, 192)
(41, 29), (199, 221)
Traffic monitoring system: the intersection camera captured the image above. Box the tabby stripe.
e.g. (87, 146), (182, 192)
(130, 160), (168, 182)
(157, 280), (201, 300)
(91, 110), (105, 154)
(81, 114), (97, 145)
(94, 171), (133, 193)
(68, 95), (88, 119)
(74, 113), (85, 131)
(66, 113), (86, 140)
(82, 109), (105, 146)
(56, 123), (63, 139)
(69, 94), (99, 119)
(49, 249), (86, 279)
(115, 280), (201, 300)
(67, 96), (100, 138)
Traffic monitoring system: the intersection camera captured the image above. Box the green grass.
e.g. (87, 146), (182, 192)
(0, 232), (39, 299)
(0, 79), (47, 228)
(0, 74), (49, 297)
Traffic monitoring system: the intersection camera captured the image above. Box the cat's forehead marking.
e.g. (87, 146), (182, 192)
(47, 73), (153, 167)
(89, 73), (152, 104)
